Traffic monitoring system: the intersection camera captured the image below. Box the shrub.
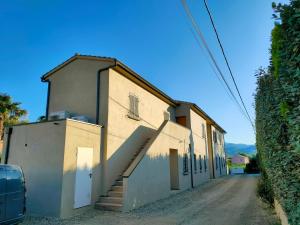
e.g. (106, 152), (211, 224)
(255, 1), (300, 224)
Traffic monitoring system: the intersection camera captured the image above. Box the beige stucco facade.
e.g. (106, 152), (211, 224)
(104, 68), (176, 194)
(47, 58), (114, 123)
(123, 120), (191, 211)
(1, 119), (101, 218)
(211, 125), (226, 178)
(2, 54), (226, 216)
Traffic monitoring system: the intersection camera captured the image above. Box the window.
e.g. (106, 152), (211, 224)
(128, 94), (139, 120)
(204, 155), (207, 172)
(193, 154), (197, 172)
(201, 124), (206, 138)
(213, 131), (217, 143)
(215, 156), (218, 169)
(199, 155), (202, 173)
(183, 153), (189, 175)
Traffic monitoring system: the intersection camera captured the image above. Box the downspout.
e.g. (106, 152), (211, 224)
(4, 127), (13, 164)
(96, 61), (117, 196)
(45, 80), (51, 120)
(211, 144), (215, 179)
(96, 62), (117, 124)
(41, 75), (51, 120)
(189, 144), (194, 188)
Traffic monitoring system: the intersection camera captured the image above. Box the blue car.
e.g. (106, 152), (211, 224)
(0, 164), (26, 225)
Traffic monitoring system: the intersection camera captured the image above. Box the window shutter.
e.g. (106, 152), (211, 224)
(129, 95), (134, 116)
(128, 94), (139, 119)
(202, 124), (206, 138)
(213, 131), (217, 143)
(134, 96), (139, 117)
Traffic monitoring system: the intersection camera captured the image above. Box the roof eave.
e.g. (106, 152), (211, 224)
(41, 54), (116, 82)
(176, 100), (226, 133)
(113, 60), (177, 107)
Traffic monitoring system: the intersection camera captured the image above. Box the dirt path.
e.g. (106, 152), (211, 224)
(23, 175), (279, 225)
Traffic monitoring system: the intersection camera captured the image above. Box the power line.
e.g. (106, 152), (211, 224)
(203, 0), (254, 128)
(189, 28), (250, 121)
(181, 0), (252, 125)
(179, 5), (247, 119)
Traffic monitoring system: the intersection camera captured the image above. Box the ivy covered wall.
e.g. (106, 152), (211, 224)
(255, 1), (300, 224)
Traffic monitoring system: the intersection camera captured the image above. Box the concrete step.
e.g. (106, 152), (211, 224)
(108, 191), (123, 197)
(111, 185), (123, 192)
(99, 196), (123, 204)
(95, 202), (122, 211)
(116, 175), (123, 181)
(115, 180), (123, 186)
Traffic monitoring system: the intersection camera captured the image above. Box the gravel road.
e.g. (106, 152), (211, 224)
(23, 175), (279, 225)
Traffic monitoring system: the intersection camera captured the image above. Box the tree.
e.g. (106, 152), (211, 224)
(244, 154), (259, 174)
(255, 1), (300, 224)
(37, 115), (46, 122)
(0, 93), (27, 140)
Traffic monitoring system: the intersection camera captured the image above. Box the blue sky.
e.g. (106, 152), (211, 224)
(0, 0), (288, 144)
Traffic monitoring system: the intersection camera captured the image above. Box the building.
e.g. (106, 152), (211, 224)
(1, 54), (226, 218)
(231, 154), (250, 165)
(230, 154), (250, 174)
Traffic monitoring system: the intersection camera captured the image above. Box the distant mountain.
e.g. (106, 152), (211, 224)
(225, 143), (256, 157)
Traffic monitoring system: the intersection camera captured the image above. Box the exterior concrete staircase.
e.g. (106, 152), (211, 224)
(95, 138), (150, 211)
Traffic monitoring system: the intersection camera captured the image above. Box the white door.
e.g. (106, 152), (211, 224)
(74, 147), (93, 208)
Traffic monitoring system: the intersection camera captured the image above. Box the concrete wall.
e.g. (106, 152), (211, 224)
(231, 168), (244, 174)
(103, 69), (175, 193)
(60, 119), (101, 218)
(2, 120), (67, 217)
(123, 121), (191, 211)
(1, 119), (101, 218)
(48, 59), (114, 123)
(274, 199), (290, 225)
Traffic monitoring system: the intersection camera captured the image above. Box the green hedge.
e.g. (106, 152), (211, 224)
(255, 1), (300, 224)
